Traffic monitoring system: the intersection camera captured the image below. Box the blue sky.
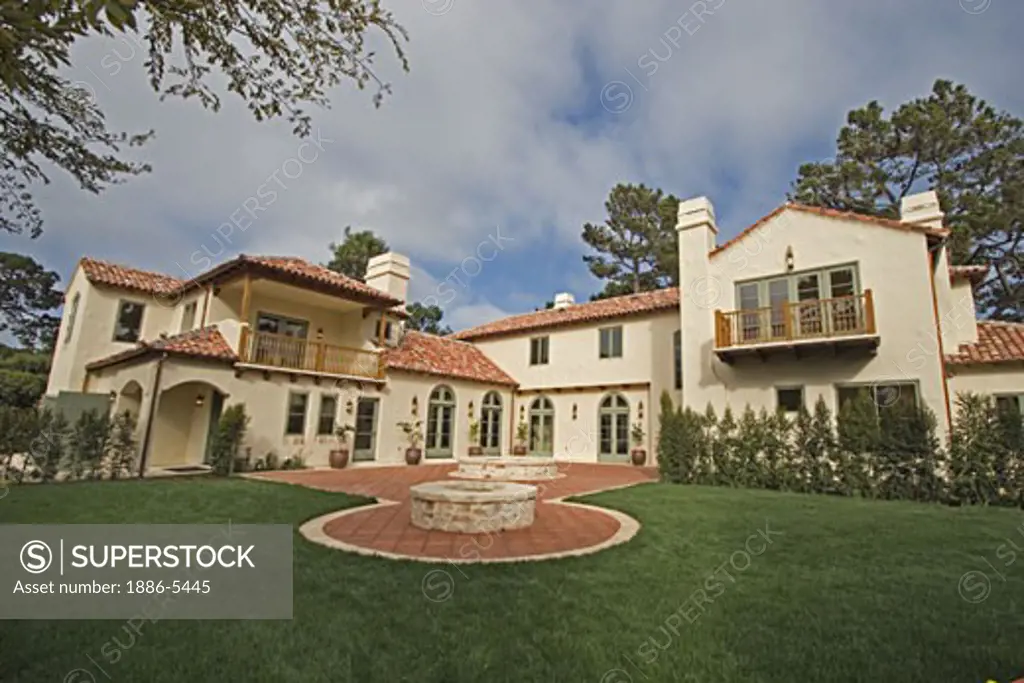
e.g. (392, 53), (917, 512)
(3, 0), (1023, 332)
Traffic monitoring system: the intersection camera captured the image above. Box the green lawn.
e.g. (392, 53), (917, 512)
(1, 477), (1023, 682)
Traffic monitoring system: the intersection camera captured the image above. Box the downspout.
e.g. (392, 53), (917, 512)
(137, 353), (168, 478)
(926, 239), (954, 434)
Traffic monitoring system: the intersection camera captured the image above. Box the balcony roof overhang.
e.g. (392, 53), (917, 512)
(714, 333), (880, 364)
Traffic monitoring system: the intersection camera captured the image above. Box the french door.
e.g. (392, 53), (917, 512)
(352, 398), (379, 462)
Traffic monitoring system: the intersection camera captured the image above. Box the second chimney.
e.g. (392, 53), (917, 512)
(553, 292), (575, 309)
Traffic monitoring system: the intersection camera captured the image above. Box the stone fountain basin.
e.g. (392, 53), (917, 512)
(410, 480), (537, 533)
(451, 456), (560, 481)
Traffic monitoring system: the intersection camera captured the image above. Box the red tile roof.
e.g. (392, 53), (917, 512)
(946, 322), (1024, 366)
(383, 331), (517, 386)
(76, 254), (401, 308)
(451, 288), (680, 341)
(79, 257), (184, 295)
(949, 265), (988, 285)
(709, 204), (949, 259)
(86, 326), (238, 370)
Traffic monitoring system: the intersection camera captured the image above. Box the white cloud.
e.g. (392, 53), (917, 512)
(24, 0), (1023, 330)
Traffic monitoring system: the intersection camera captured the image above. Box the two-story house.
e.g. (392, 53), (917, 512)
(44, 189), (1024, 472)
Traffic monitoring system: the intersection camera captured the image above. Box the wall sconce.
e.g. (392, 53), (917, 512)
(316, 327), (324, 341)
(785, 246), (795, 271)
(572, 403), (578, 420)
(468, 401), (474, 418)
(519, 405), (525, 420)
(411, 396), (419, 416)
(638, 401), (644, 420)
(346, 399), (355, 414)
(195, 394), (205, 407)
(108, 391), (116, 402)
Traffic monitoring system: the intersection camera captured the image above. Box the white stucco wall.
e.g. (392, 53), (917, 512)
(679, 207), (952, 436)
(46, 273), (176, 396)
(948, 364), (1024, 413)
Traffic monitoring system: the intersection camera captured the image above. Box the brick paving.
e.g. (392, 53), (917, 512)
(256, 462), (658, 561)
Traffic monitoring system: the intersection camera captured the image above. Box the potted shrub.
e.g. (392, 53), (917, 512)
(467, 420), (483, 457)
(397, 418), (424, 465)
(630, 422), (647, 466)
(330, 424), (355, 469)
(513, 421), (529, 455)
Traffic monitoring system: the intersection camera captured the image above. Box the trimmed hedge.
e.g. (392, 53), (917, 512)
(657, 390), (1023, 507)
(0, 406), (138, 483)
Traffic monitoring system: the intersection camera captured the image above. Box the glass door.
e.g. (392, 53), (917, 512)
(528, 397), (554, 456)
(738, 283), (762, 342)
(767, 278), (790, 341)
(352, 398), (379, 462)
(255, 313), (309, 368)
(796, 273), (823, 337)
(828, 267), (858, 334)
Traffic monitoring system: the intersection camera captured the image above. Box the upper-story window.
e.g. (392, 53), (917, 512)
(374, 317), (394, 344)
(599, 326), (623, 359)
(113, 300), (145, 343)
(529, 336), (549, 365)
(735, 264), (860, 311)
(735, 264), (861, 341)
(63, 292), (81, 346)
(180, 301), (197, 333)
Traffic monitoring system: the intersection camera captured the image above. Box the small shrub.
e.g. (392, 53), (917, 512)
(209, 404), (250, 476)
(68, 410), (110, 480)
(107, 411), (138, 479)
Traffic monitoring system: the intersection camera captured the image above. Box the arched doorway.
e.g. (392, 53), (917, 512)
(115, 380), (143, 420)
(528, 396), (554, 456)
(149, 381), (225, 470)
(598, 394), (630, 463)
(425, 385), (456, 459)
(479, 392), (502, 455)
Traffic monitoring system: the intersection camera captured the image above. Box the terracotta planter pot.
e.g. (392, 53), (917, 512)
(512, 445), (528, 456)
(405, 448), (423, 465)
(329, 448), (350, 469)
(630, 448), (647, 466)
(467, 446), (484, 457)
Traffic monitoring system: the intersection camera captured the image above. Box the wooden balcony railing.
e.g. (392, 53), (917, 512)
(239, 330), (385, 379)
(715, 290), (875, 349)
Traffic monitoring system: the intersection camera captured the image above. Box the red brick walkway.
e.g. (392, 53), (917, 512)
(256, 462), (658, 562)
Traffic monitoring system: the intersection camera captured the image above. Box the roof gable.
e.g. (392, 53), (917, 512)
(709, 204), (949, 259)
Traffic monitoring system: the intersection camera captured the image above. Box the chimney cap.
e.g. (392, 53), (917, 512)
(677, 196), (717, 233)
(553, 292), (575, 309)
(899, 190), (943, 225)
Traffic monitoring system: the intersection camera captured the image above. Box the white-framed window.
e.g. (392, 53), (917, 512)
(285, 392), (309, 436)
(836, 382), (919, 414)
(63, 292), (81, 346)
(776, 386), (804, 414)
(113, 300), (145, 343)
(317, 394), (338, 436)
(529, 336), (549, 365)
(599, 326), (623, 359)
(180, 301), (198, 333)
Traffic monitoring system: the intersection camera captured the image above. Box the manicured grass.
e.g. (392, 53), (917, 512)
(1, 476), (1023, 682)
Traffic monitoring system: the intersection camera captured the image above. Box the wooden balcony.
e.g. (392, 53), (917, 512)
(714, 290), (878, 363)
(238, 330), (385, 379)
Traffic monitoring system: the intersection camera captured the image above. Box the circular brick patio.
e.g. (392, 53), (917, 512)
(255, 462), (657, 563)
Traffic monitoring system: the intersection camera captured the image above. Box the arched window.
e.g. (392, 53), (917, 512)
(528, 396), (555, 456)
(598, 394), (630, 462)
(64, 292), (81, 346)
(480, 392), (502, 455)
(425, 385), (456, 458)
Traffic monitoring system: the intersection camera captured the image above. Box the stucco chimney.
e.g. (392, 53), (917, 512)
(553, 292), (575, 309)
(677, 196), (719, 407)
(899, 190), (944, 230)
(365, 252), (410, 304)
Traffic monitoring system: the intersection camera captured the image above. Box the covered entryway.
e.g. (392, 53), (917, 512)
(148, 380), (226, 470)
